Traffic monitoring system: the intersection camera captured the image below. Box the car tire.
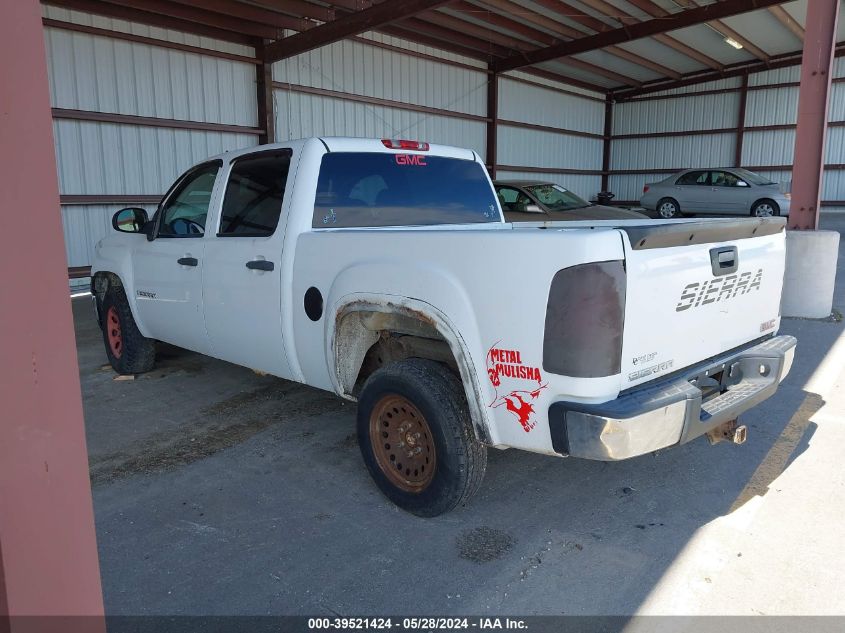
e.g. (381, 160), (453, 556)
(357, 358), (487, 517)
(100, 285), (156, 375)
(657, 197), (681, 219)
(751, 199), (780, 217)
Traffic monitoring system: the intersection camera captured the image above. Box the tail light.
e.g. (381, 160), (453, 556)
(543, 261), (626, 378)
(643, 185), (650, 193)
(382, 139), (430, 151)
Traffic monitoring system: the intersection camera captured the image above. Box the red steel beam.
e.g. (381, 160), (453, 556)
(263, 0), (452, 62)
(487, 65), (498, 178)
(578, 0), (722, 70)
(649, 0), (770, 62)
(789, 0), (840, 230)
(612, 45), (845, 100)
(165, 0), (316, 32)
(0, 0), (105, 628)
(96, 0), (282, 39)
(494, 0), (786, 72)
(735, 73), (749, 167)
(42, 0), (258, 45)
(769, 5), (805, 43)
(256, 44), (275, 145)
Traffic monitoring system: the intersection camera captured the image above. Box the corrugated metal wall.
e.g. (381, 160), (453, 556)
(611, 60), (845, 204)
(496, 74), (604, 199)
(43, 6), (259, 285)
(272, 31), (488, 154)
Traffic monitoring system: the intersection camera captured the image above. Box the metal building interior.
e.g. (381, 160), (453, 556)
(1, 0), (841, 622)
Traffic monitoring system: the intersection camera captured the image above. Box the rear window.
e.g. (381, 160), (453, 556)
(313, 152), (500, 228)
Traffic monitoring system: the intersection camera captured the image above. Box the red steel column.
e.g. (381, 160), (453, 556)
(0, 1), (105, 631)
(789, 0), (840, 229)
(486, 65), (498, 179)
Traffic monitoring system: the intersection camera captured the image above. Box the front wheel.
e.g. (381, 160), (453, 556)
(657, 197), (681, 219)
(100, 286), (156, 375)
(357, 358), (487, 517)
(751, 199), (780, 217)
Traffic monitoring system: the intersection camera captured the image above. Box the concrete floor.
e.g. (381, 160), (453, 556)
(75, 216), (845, 616)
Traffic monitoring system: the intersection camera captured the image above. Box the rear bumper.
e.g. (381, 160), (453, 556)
(548, 335), (796, 461)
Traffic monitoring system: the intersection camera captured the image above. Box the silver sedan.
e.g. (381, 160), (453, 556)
(640, 168), (791, 219)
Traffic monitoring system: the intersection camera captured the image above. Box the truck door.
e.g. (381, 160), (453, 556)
(131, 161), (221, 354)
(201, 149), (294, 378)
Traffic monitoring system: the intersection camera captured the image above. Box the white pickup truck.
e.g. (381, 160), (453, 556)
(92, 137), (796, 516)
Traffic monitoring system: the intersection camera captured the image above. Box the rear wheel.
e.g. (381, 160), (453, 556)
(657, 197), (681, 219)
(751, 199), (779, 217)
(100, 286), (156, 375)
(357, 358), (486, 517)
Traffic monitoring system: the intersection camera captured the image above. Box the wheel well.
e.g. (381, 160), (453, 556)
(334, 306), (492, 445)
(336, 309), (457, 397)
(753, 197), (777, 208)
(91, 271), (123, 302)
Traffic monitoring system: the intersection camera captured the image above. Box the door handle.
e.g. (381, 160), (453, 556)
(177, 257), (198, 266)
(245, 259), (274, 271)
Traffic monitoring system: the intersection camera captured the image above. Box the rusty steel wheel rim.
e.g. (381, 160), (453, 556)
(106, 306), (123, 359)
(370, 394), (436, 493)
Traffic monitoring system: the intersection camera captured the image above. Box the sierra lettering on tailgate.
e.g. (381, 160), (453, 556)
(675, 269), (762, 312)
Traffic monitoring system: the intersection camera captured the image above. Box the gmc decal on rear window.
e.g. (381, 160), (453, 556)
(675, 269), (762, 312)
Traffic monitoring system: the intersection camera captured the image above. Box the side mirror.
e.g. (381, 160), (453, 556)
(112, 207), (149, 233)
(737, 181), (749, 187)
(525, 203), (544, 213)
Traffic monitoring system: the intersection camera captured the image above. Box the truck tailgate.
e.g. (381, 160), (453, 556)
(618, 218), (786, 389)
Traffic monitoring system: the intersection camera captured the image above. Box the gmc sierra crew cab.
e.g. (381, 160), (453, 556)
(91, 137), (796, 517)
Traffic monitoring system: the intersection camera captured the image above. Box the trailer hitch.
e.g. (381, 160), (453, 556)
(706, 418), (747, 445)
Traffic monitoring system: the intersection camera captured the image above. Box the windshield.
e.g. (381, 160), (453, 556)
(313, 153), (500, 228)
(525, 184), (590, 211)
(734, 168), (775, 186)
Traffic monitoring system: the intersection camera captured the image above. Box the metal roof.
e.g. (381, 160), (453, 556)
(40, 0), (842, 98)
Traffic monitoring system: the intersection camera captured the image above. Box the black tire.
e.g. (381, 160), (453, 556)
(751, 199), (780, 217)
(357, 358), (487, 517)
(656, 197), (681, 219)
(100, 285), (156, 375)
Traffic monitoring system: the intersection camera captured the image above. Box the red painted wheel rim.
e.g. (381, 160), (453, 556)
(106, 306), (123, 359)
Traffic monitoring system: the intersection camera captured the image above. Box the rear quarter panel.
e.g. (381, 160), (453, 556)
(290, 226), (625, 454)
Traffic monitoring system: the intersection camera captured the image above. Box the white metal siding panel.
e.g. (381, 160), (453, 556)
(644, 77), (742, 98)
(614, 93), (739, 135)
(42, 5), (255, 57)
(502, 70), (603, 101)
(61, 204), (158, 268)
(741, 129), (795, 166)
(45, 27), (257, 125)
(357, 31), (486, 70)
(823, 171), (845, 200)
(498, 77), (603, 134)
(745, 86), (798, 127)
(53, 120), (255, 195)
(495, 171), (601, 202)
(611, 134), (736, 170)
(273, 37), (486, 117)
(748, 65), (801, 87)
(828, 84), (845, 122)
(274, 90), (486, 155)
(608, 173), (673, 202)
(497, 126), (601, 171)
(825, 126), (845, 163)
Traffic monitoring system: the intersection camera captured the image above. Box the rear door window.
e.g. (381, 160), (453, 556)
(219, 150), (292, 237)
(313, 153), (499, 228)
(675, 171), (709, 186)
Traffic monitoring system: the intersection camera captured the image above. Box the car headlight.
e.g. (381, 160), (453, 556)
(784, 193), (792, 200)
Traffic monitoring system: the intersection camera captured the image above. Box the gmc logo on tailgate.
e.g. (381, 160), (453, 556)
(675, 269), (763, 312)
